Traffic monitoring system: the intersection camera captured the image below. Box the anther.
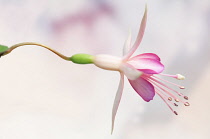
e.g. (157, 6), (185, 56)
(175, 99), (179, 102)
(184, 96), (188, 100)
(174, 103), (178, 107)
(179, 86), (185, 89)
(174, 111), (178, 115)
(168, 97), (172, 101)
(184, 102), (190, 106)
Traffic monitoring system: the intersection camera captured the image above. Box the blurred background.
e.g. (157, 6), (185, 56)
(0, 0), (210, 139)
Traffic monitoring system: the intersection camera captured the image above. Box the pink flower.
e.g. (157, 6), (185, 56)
(0, 3), (189, 134)
(93, 5), (189, 133)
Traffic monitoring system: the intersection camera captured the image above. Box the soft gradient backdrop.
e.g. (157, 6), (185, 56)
(0, 0), (209, 139)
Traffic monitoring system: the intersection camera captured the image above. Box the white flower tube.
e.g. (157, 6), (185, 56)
(93, 54), (122, 71)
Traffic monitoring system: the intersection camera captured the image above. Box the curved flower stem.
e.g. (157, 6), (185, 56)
(3, 42), (71, 61)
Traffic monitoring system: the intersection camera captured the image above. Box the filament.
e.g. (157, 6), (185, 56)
(153, 75), (185, 89)
(148, 76), (183, 96)
(155, 91), (177, 115)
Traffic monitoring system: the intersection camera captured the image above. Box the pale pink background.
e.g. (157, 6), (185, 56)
(0, 0), (209, 139)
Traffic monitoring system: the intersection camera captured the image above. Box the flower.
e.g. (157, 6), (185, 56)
(92, 5), (189, 133)
(0, 4), (189, 134)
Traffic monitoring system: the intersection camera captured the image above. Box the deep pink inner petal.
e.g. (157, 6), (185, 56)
(129, 77), (155, 102)
(128, 58), (164, 74)
(130, 53), (161, 61)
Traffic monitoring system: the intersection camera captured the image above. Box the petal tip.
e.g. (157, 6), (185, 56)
(144, 96), (154, 102)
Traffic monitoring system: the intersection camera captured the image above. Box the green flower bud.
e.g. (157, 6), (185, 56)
(0, 45), (9, 53)
(0, 44), (9, 57)
(70, 53), (94, 64)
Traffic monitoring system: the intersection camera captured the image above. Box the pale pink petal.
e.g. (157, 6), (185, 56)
(128, 58), (164, 74)
(123, 29), (132, 56)
(129, 77), (155, 102)
(130, 53), (161, 61)
(111, 72), (124, 134)
(123, 5), (147, 60)
(120, 63), (142, 80)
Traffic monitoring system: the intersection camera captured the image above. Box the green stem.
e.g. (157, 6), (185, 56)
(3, 42), (71, 61)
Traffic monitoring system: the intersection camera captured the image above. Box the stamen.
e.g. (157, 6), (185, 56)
(146, 77), (179, 100)
(175, 99), (179, 102)
(184, 96), (188, 100)
(184, 102), (190, 106)
(146, 76), (188, 105)
(155, 87), (176, 106)
(180, 86), (185, 89)
(148, 76), (184, 97)
(152, 75), (185, 89)
(155, 91), (175, 114)
(155, 88), (169, 98)
(174, 111), (178, 115)
(174, 103), (178, 107)
(168, 97), (172, 101)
